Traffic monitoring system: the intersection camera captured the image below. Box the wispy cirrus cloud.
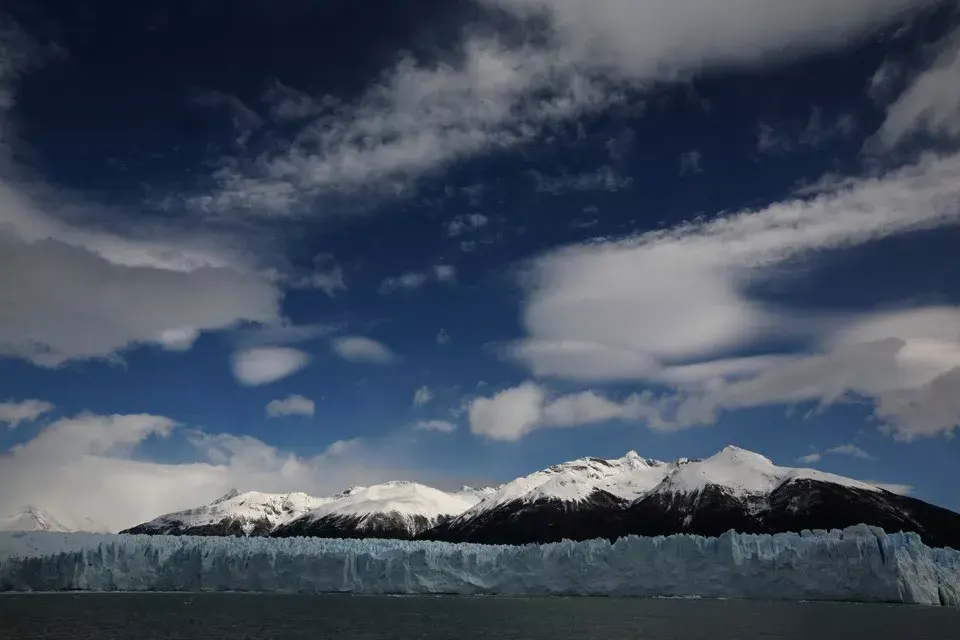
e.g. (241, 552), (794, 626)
(504, 145), (960, 440)
(414, 419), (456, 433)
(797, 444), (875, 465)
(446, 214), (488, 237)
(183, 0), (937, 217)
(531, 165), (633, 194)
(379, 264), (456, 294)
(873, 24), (960, 149)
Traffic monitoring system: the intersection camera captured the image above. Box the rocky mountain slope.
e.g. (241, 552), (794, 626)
(119, 446), (960, 549)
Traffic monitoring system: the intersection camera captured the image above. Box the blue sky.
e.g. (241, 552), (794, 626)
(1, 0), (959, 530)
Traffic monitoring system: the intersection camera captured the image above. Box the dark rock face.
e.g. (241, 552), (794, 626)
(625, 485), (767, 539)
(763, 479), (960, 549)
(121, 518), (273, 537)
(423, 489), (629, 545)
(272, 512), (447, 540)
(421, 482), (960, 550)
(620, 480), (960, 550)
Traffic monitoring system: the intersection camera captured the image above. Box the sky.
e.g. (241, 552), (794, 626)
(1, 0), (959, 532)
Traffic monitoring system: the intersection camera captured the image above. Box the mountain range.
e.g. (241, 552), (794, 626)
(9, 446), (959, 549)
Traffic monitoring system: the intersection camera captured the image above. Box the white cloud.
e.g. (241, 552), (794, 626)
(825, 443), (874, 460)
(189, 38), (613, 215)
(446, 214), (489, 237)
(797, 446), (877, 464)
(508, 150), (960, 439)
(515, 152), (960, 374)
(663, 309), (960, 440)
(0, 233), (282, 366)
(0, 399), (54, 428)
(414, 419), (456, 433)
(378, 271), (430, 294)
(379, 265), (457, 294)
(797, 107), (857, 148)
(433, 264), (457, 283)
(531, 166), (633, 194)
(875, 25), (960, 148)
(0, 29), (285, 368)
(297, 261), (346, 297)
(413, 386), (434, 407)
(184, 0), (936, 216)
(262, 79), (329, 122)
(265, 394), (316, 418)
(467, 382), (671, 441)
(233, 322), (341, 348)
(0, 411), (446, 532)
(331, 336), (396, 364)
(468, 383), (546, 441)
(436, 328), (451, 345)
(757, 122), (794, 154)
(869, 482), (914, 496)
(757, 108), (857, 154)
(484, 0), (937, 79)
(868, 60), (904, 103)
(231, 347), (311, 386)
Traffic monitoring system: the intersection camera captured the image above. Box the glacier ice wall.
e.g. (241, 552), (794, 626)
(1, 525), (959, 605)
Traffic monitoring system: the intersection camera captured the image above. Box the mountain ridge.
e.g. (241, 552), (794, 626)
(85, 445), (960, 549)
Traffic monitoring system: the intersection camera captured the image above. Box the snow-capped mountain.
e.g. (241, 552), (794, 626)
(122, 490), (330, 536)
(626, 446), (960, 548)
(427, 451), (676, 544)
(424, 446), (960, 548)
(272, 481), (486, 540)
(0, 506), (73, 533)
(121, 446), (960, 549)
(125, 482), (494, 540)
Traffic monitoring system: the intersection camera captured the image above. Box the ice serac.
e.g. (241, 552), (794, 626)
(1, 526), (959, 604)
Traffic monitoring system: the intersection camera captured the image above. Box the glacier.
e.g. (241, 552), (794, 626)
(1, 525), (959, 605)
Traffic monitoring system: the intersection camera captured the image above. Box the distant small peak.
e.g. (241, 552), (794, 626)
(711, 445), (773, 465)
(213, 488), (243, 504)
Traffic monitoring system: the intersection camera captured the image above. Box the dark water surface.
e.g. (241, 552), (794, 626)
(1, 594), (957, 639)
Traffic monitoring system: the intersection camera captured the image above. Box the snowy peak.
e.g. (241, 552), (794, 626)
(125, 490), (331, 536)
(302, 481), (479, 522)
(121, 445), (935, 545)
(273, 481), (493, 539)
(455, 451), (674, 524)
(653, 446), (879, 498)
(0, 506), (72, 533)
(212, 488), (243, 504)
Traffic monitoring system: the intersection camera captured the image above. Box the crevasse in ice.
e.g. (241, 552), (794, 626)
(1, 524), (958, 605)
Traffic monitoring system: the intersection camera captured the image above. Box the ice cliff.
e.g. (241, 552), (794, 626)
(1, 525), (958, 605)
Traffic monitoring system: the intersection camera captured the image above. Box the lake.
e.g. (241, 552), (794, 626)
(1, 593), (957, 639)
